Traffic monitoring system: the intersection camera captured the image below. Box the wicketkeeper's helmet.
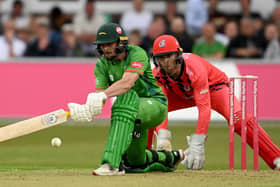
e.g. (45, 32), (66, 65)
(153, 35), (182, 57)
(152, 35), (183, 68)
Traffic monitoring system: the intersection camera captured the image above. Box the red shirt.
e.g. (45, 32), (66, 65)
(153, 53), (228, 134)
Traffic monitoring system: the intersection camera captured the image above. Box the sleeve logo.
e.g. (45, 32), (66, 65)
(131, 62), (143, 69)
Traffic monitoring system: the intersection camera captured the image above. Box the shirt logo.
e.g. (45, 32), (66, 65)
(200, 89), (209, 94)
(131, 62), (143, 69)
(109, 75), (114, 81)
(159, 40), (166, 48)
(116, 27), (122, 34)
(184, 85), (191, 92)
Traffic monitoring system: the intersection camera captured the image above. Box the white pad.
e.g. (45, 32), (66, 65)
(181, 134), (207, 170)
(68, 103), (93, 122)
(86, 92), (107, 116)
(274, 157), (280, 170)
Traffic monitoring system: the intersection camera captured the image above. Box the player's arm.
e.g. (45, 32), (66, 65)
(75, 71), (140, 121)
(182, 77), (209, 170)
(192, 77), (211, 135)
(69, 49), (148, 122)
(103, 72), (139, 98)
(85, 69), (142, 119)
(68, 60), (110, 122)
(182, 59), (209, 170)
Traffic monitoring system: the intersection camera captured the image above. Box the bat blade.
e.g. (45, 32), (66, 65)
(0, 109), (70, 142)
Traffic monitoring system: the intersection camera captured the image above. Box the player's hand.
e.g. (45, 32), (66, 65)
(86, 92), (107, 116)
(156, 129), (172, 151)
(68, 103), (93, 122)
(181, 134), (207, 170)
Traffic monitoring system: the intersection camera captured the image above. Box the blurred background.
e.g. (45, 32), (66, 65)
(0, 0), (279, 121)
(1, 0), (280, 59)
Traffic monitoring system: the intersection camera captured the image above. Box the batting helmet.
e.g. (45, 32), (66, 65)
(94, 23), (128, 45)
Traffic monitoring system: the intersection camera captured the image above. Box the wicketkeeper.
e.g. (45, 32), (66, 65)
(148, 34), (280, 170)
(68, 23), (184, 176)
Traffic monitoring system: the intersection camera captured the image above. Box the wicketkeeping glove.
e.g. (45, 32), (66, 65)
(181, 134), (207, 170)
(86, 92), (107, 116)
(68, 103), (93, 122)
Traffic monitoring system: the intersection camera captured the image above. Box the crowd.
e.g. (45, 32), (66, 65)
(0, 0), (279, 61)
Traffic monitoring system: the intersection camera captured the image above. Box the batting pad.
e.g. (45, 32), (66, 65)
(101, 90), (139, 168)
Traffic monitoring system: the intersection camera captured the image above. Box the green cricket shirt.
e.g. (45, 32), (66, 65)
(94, 45), (167, 105)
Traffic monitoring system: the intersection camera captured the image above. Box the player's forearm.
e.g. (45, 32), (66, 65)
(196, 107), (211, 134)
(194, 93), (211, 134)
(104, 79), (133, 98)
(193, 86), (211, 134)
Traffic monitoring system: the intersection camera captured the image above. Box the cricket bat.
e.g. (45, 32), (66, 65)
(0, 109), (70, 142)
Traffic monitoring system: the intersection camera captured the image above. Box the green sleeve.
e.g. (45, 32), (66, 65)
(94, 60), (109, 91)
(126, 47), (149, 76)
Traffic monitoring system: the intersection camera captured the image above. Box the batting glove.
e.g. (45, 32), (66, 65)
(68, 103), (93, 122)
(156, 129), (172, 151)
(86, 92), (107, 116)
(181, 134), (207, 170)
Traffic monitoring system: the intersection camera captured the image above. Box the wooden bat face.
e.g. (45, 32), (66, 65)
(0, 109), (70, 142)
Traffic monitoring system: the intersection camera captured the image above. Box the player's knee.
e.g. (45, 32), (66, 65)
(112, 90), (140, 120)
(232, 111), (254, 132)
(114, 89), (139, 106)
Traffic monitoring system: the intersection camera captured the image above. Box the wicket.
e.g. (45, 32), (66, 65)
(229, 75), (259, 170)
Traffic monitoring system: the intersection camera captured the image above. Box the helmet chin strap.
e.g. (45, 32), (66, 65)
(102, 47), (122, 61)
(158, 58), (181, 79)
(156, 53), (183, 79)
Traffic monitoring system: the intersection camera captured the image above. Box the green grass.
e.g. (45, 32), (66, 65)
(1, 120), (280, 187)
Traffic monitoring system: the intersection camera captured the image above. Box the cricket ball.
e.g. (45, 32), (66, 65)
(51, 137), (62, 147)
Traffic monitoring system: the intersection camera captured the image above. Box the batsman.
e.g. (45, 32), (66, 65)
(68, 23), (184, 176)
(148, 34), (280, 170)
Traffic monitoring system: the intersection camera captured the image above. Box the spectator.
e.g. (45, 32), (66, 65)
(228, 0), (262, 21)
(240, 0), (262, 19)
(49, 6), (66, 43)
(226, 17), (265, 58)
(1, 0), (30, 31)
(253, 14), (265, 40)
(192, 23), (226, 59)
(59, 24), (85, 57)
(185, 0), (208, 37)
(208, 0), (227, 33)
(168, 16), (193, 53)
(27, 16), (41, 42)
(16, 24), (31, 45)
(141, 15), (166, 56)
(269, 6), (280, 34)
(216, 20), (239, 47)
(0, 0), (3, 34)
(120, 0), (153, 36)
(128, 29), (142, 46)
(264, 24), (280, 59)
(24, 17), (61, 57)
(270, 6), (280, 25)
(73, 0), (107, 56)
(0, 19), (26, 61)
(164, 0), (183, 32)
